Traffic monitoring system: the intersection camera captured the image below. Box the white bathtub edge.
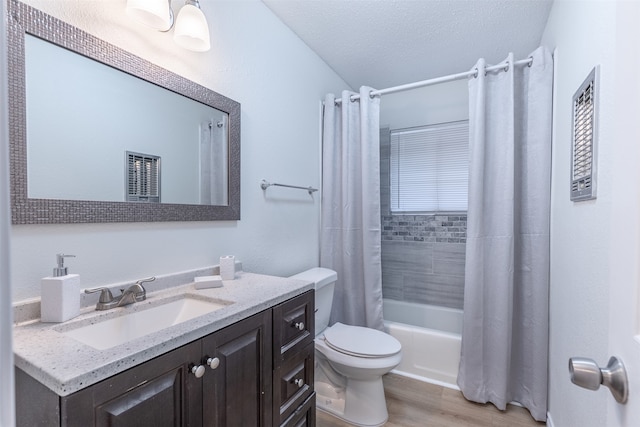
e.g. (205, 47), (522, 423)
(384, 316), (462, 390)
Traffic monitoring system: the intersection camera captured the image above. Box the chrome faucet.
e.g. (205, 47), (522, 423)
(85, 277), (155, 310)
(117, 282), (147, 307)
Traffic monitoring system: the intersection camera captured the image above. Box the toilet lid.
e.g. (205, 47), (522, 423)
(323, 322), (401, 357)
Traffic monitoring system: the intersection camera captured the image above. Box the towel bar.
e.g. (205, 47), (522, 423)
(260, 179), (318, 195)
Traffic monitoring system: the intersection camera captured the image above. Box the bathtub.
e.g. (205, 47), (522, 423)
(383, 299), (462, 389)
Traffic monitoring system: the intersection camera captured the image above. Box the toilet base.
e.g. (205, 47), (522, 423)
(316, 377), (389, 427)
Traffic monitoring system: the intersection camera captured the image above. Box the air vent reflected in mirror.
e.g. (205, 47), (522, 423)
(126, 151), (161, 203)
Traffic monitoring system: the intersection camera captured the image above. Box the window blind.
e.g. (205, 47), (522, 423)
(390, 121), (469, 212)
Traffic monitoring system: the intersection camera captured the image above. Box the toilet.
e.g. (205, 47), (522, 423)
(290, 268), (402, 427)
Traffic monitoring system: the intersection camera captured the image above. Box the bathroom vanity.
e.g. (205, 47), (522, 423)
(13, 272), (315, 427)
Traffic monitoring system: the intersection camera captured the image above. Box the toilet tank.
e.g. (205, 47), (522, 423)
(289, 268), (337, 335)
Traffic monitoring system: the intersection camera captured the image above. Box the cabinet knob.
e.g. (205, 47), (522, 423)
(294, 378), (304, 388)
(294, 322), (305, 331)
(191, 364), (206, 378)
(207, 357), (220, 369)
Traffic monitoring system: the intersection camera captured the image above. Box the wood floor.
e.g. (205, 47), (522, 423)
(316, 374), (546, 427)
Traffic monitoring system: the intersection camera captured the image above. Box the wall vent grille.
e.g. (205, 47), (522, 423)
(126, 151), (161, 202)
(571, 66), (599, 201)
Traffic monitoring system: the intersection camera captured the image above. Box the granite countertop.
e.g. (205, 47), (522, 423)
(13, 271), (313, 396)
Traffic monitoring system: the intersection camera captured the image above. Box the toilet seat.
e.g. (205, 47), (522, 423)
(323, 322), (401, 358)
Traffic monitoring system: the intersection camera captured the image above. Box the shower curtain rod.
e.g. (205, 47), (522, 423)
(335, 56), (533, 104)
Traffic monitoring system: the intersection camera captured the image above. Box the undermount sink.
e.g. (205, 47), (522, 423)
(61, 296), (232, 350)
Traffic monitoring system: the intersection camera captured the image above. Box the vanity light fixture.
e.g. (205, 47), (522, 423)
(126, 0), (211, 52)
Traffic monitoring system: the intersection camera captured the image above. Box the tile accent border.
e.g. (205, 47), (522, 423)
(382, 214), (467, 243)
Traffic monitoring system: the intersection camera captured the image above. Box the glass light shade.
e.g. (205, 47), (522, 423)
(126, 0), (173, 32)
(173, 4), (211, 52)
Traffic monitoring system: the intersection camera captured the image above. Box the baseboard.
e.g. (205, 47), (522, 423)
(546, 411), (554, 427)
(389, 369), (460, 391)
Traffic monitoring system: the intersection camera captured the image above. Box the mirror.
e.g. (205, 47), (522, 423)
(8, 1), (241, 224)
(25, 35), (229, 206)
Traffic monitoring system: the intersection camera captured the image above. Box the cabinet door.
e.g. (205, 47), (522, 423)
(15, 367), (59, 427)
(61, 341), (202, 427)
(202, 310), (273, 427)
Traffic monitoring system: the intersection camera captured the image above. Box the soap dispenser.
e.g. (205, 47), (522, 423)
(40, 254), (81, 323)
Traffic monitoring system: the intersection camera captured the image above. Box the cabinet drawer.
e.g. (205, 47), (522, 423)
(273, 291), (314, 364)
(274, 342), (314, 425)
(281, 393), (316, 427)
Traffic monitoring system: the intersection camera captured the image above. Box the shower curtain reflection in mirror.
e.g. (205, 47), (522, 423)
(200, 116), (229, 206)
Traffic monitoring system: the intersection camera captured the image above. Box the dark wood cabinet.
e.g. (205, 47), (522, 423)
(16, 291), (315, 427)
(273, 342), (314, 425)
(272, 291), (315, 426)
(281, 394), (316, 427)
(202, 308), (272, 427)
(62, 340), (202, 427)
(273, 291), (314, 365)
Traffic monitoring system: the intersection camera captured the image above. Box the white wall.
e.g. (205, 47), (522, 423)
(11, 0), (349, 301)
(380, 79), (468, 130)
(542, 1), (639, 425)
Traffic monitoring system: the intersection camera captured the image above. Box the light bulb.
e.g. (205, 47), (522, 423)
(173, 2), (211, 52)
(126, 0), (173, 32)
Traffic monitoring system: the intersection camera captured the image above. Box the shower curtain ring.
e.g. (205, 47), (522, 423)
(504, 62), (509, 72)
(528, 56), (533, 67)
(473, 68), (478, 78)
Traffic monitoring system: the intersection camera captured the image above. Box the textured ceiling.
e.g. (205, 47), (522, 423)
(261, 0), (553, 90)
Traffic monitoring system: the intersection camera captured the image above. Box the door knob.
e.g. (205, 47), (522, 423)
(569, 356), (628, 403)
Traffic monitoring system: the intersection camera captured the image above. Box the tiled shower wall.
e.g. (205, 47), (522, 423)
(380, 128), (467, 310)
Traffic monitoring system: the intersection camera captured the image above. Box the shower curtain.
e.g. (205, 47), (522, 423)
(199, 117), (228, 205)
(457, 47), (553, 422)
(320, 87), (384, 331)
